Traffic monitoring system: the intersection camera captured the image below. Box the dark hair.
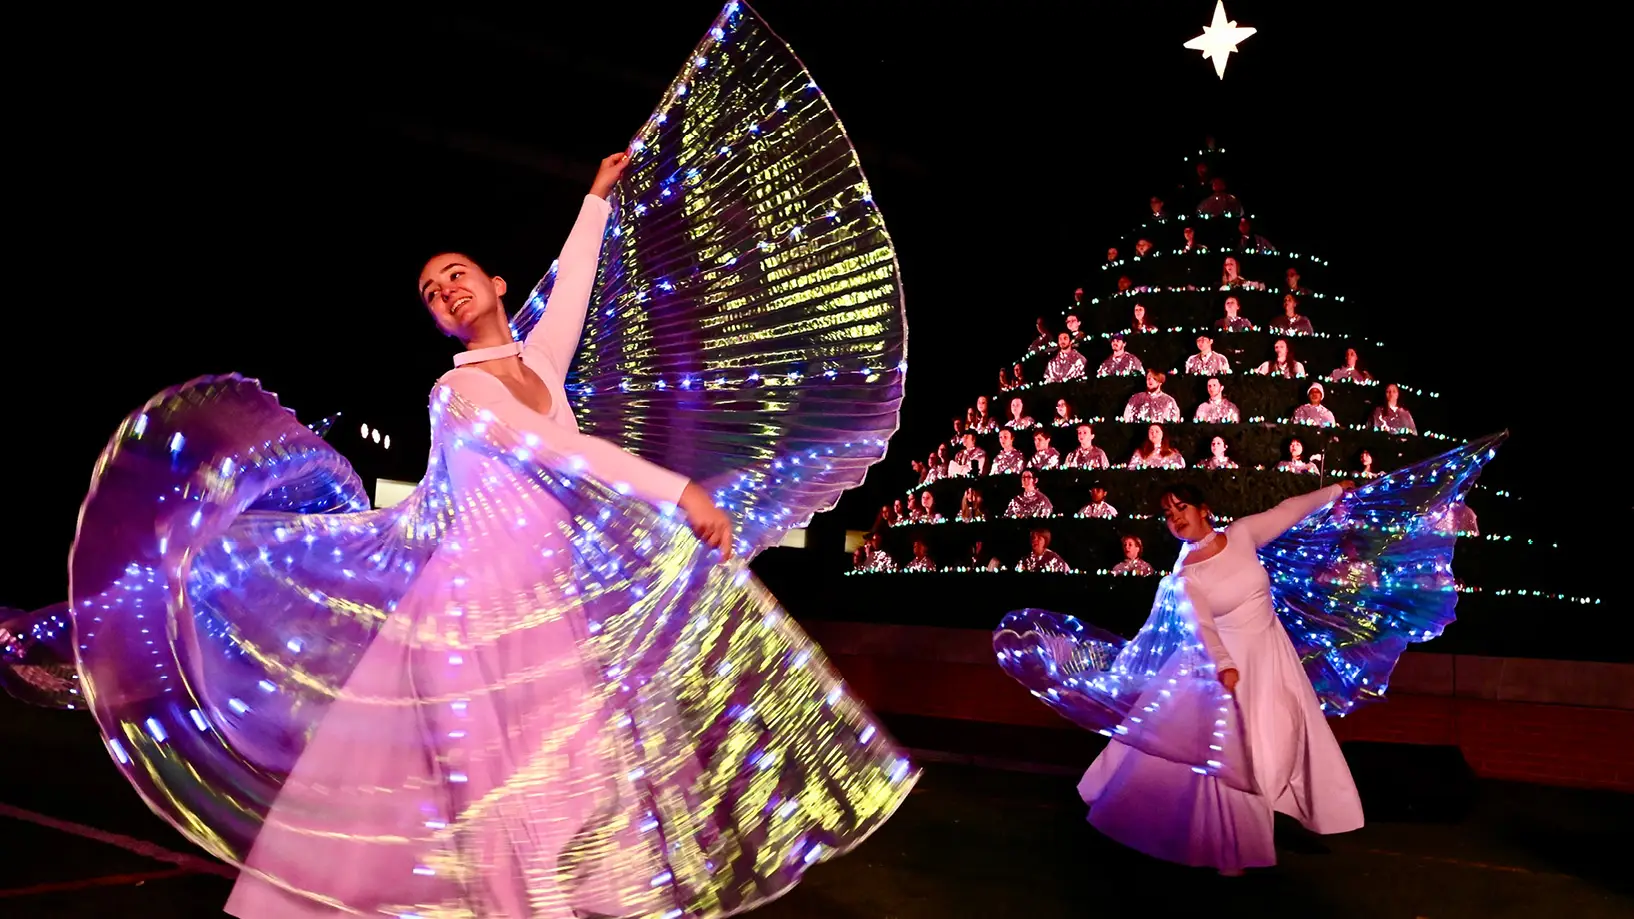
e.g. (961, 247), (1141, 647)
(1154, 482), (1209, 512)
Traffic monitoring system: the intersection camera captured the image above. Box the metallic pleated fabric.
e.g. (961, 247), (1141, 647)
(510, 1), (906, 556)
(995, 432), (1505, 776)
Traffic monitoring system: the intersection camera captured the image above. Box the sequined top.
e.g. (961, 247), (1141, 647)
(1185, 352), (1231, 375)
(1370, 405), (1418, 434)
(1200, 456), (1239, 469)
(1077, 500), (1118, 519)
(858, 547), (896, 571)
(1098, 352), (1145, 377)
(1051, 415), (1084, 428)
(969, 415), (1000, 434)
(1129, 448), (1186, 470)
(1017, 550), (1071, 573)
(1328, 367), (1371, 383)
(1254, 360), (1307, 379)
(1216, 316), (1256, 332)
(989, 448), (1025, 475)
(1278, 459), (1319, 474)
(1292, 404), (1337, 427)
(1063, 446), (1110, 469)
(951, 446), (987, 476)
(910, 510), (947, 524)
(1005, 491), (1055, 519)
(1004, 416), (1038, 430)
(1121, 391), (1181, 423)
(1028, 447), (1061, 470)
(1269, 315), (1314, 335)
(1193, 397), (1241, 424)
(1045, 350), (1088, 383)
(904, 556), (937, 572)
(1111, 558), (1156, 576)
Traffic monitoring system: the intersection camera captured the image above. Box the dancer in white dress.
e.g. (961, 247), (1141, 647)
(1076, 482), (1365, 874)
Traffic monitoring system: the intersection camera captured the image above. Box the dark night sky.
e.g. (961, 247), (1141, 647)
(5, 2), (1609, 609)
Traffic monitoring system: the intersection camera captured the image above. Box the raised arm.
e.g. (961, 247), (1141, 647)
(1234, 484), (1344, 548)
(523, 194), (613, 384)
(523, 152), (629, 386)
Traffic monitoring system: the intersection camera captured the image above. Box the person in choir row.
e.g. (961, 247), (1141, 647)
(1098, 334), (1144, 377)
(1292, 382), (1337, 427)
(968, 540), (1003, 570)
(1329, 347), (1371, 383)
(1079, 485), (1117, 519)
(1045, 332), (1088, 383)
(1217, 295), (1255, 332)
(1253, 338), (1306, 378)
(1110, 534), (1156, 575)
(1220, 256), (1265, 290)
(1201, 435), (1239, 469)
(1029, 430), (1062, 470)
(1052, 399), (1082, 427)
(1028, 317), (1053, 352)
(1370, 383), (1418, 434)
(1017, 528), (1072, 572)
(1012, 361), (1027, 386)
(1121, 370), (1182, 423)
(1182, 225), (1207, 253)
(1278, 438), (1319, 474)
(1149, 196), (1168, 219)
(1107, 247), (1119, 262)
(1065, 423), (1111, 469)
(1285, 267), (1308, 294)
(914, 490), (946, 524)
(1005, 469), (1054, 518)
(959, 487), (987, 522)
(1130, 303), (1159, 334)
(1129, 424), (1186, 469)
(1269, 294), (1314, 335)
(1066, 313), (1085, 342)
(904, 538), (936, 572)
(971, 395), (998, 432)
(1194, 377), (1242, 423)
(1235, 217), (1273, 250)
(1185, 334), (1231, 375)
(952, 431), (987, 477)
(1198, 177), (1243, 218)
(854, 531), (895, 571)
(1134, 238), (1156, 258)
(1357, 450), (1377, 477)
(1005, 396), (1037, 430)
(990, 429), (1025, 475)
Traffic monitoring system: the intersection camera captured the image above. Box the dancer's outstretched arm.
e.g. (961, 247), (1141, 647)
(443, 368), (735, 558)
(524, 152), (629, 387)
(1235, 484), (1346, 548)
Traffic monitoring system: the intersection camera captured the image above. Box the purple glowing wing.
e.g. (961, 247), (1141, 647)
(65, 373), (916, 917)
(995, 587), (1254, 790)
(1259, 432), (1507, 715)
(0, 603), (80, 708)
(511, 1), (907, 557)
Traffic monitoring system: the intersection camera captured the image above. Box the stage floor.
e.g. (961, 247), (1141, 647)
(2, 698), (1628, 918)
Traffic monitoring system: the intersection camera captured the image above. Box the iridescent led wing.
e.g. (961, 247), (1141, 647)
(1260, 432), (1507, 715)
(512, 1), (907, 556)
(995, 587), (1254, 790)
(0, 603), (80, 708)
(66, 373), (916, 917)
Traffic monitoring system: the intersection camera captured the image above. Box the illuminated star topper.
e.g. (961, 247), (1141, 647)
(1184, 1), (1257, 79)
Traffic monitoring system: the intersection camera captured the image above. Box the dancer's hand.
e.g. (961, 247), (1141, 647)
(680, 482), (735, 561)
(1218, 668), (1239, 692)
(590, 150), (632, 200)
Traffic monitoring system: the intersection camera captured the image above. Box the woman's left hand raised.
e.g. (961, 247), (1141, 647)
(679, 482), (735, 562)
(590, 150), (632, 200)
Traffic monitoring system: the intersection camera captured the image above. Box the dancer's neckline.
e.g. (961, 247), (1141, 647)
(453, 342), (523, 367)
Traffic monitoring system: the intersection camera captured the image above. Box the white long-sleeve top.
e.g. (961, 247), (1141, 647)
(437, 195), (691, 508)
(1173, 485), (1344, 673)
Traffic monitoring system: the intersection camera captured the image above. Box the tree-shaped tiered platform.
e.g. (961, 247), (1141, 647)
(825, 144), (1592, 655)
